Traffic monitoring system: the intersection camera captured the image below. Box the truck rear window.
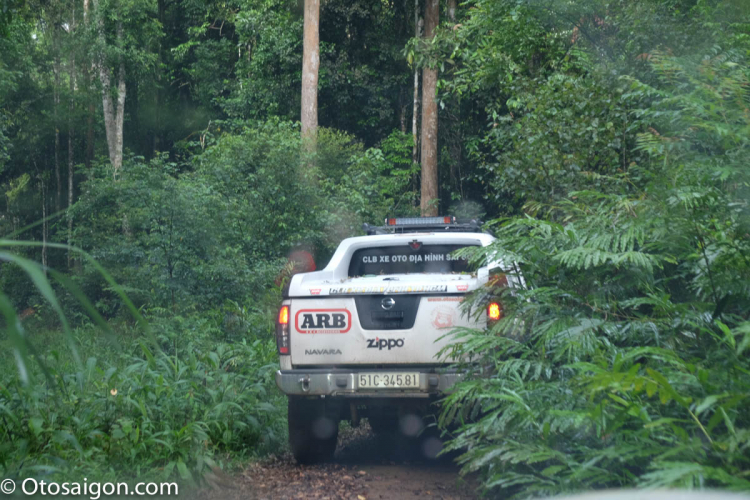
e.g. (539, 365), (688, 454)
(348, 244), (476, 276)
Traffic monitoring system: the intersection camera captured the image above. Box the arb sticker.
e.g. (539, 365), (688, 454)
(295, 309), (351, 334)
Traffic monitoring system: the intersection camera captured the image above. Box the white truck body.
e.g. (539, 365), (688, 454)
(276, 231), (517, 374)
(275, 225), (515, 463)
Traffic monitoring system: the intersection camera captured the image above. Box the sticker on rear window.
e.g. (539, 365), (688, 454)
(348, 244), (476, 277)
(295, 309), (351, 334)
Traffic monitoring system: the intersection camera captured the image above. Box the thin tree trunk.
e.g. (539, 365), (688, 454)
(68, 5), (76, 266)
(412, 0), (421, 166)
(98, 33), (116, 167)
(420, 0), (439, 216)
(40, 177), (48, 274)
(154, 0), (165, 156)
(84, 0), (94, 168)
(34, 158), (48, 274)
(301, 0), (320, 153)
(54, 56), (61, 212)
(153, 87), (160, 154)
(85, 105), (94, 167)
(400, 89), (406, 133)
(446, 0), (462, 197)
(114, 59), (126, 173)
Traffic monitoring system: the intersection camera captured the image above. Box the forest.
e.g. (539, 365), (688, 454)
(1, 0), (749, 497)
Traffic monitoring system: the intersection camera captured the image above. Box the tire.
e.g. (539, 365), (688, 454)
(288, 397), (339, 464)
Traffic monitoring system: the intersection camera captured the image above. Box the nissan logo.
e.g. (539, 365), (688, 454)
(381, 297), (396, 310)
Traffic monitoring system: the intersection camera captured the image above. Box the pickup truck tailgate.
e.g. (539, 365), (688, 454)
(289, 290), (480, 366)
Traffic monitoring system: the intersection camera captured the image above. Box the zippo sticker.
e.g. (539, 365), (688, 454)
(295, 309), (351, 334)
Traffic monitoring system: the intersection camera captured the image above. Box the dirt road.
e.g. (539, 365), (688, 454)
(200, 422), (477, 500)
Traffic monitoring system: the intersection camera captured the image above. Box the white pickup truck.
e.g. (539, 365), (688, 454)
(275, 217), (514, 463)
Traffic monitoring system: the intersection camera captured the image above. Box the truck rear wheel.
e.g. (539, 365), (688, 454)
(288, 397), (339, 464)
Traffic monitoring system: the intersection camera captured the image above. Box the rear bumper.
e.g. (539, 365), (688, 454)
(275, 368), (464, 397)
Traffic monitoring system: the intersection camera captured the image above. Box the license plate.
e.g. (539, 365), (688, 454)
(358, 372), (420, 389)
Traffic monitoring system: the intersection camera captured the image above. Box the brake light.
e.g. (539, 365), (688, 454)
(488, 302), (502, 321)
(278, 305), (289, 325)
(276, 305), (290, 355)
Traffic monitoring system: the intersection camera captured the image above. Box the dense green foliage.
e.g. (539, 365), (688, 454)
(2, 0), (749, 496)
(0, 327), (283, 483)
(0, 117), (416, 483)
(436, 1), (750, 496)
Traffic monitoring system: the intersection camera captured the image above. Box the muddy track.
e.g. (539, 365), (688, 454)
(198, 422), (477, 500)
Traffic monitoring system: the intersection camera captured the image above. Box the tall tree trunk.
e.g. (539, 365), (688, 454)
(301, 0), (319, 153)
(153, 0), (165, 155)
(54, 56), (61, 212)
(446, 0), (462, 197)
(40, 176), (48, 274)
(114, 60), (126, 173)
(68, 5), (76, 266)
(400, 89), (407, 134)
(100, 48), (126, 177)
(85, 104), (94, 167)
(94, 0), (126, 178)
(34, 158), (48, 274)
(420, 0), (439, 216)
(153, 86), (160, 154)
(412, 0), (421, 166)
(83, 0), (94, 168)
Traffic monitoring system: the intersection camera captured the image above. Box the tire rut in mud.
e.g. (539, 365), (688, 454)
(197, 421), (476, 500)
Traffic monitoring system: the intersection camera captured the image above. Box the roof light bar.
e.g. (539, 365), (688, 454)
(385, 216), (455, 226)
(363, 217), (482, 235)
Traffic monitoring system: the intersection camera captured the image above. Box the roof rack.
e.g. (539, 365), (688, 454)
(362, 216), (484, 235)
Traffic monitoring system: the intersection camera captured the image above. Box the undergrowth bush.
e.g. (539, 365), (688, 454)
(0, 239), (286, 486)
(0, 325), (284, 484)
(441, 48), (750, 497)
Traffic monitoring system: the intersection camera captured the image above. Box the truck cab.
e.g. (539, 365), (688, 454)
(275, 217), (514, 463)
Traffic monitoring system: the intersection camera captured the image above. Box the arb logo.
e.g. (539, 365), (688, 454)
(295, 309), (351, 334)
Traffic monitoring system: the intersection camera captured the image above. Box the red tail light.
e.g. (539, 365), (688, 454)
(278, 305), (289, 325)
(488, 302), (502, 321)
(276, 306), (290, 355)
